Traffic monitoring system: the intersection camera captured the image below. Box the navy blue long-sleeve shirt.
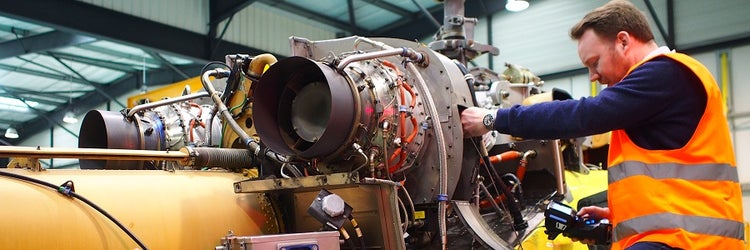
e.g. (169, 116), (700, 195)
(494, 56), (707, 150)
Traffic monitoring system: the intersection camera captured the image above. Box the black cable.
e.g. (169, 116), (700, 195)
(349, 216), (366, 250)
(338, 227), (357, 250)
(453, 60), (479, 106)
(200, 61), (230, 74)
(482, 153), (528, 230)
(470, 138), (527, 230)
(0, 171), (149, 250)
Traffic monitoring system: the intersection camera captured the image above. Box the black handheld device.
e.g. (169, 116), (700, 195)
(543, 201), (612, 245)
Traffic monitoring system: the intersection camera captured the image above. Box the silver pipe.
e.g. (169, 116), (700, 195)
(473, 177), (481, 205)
(205, 107), (218, 146)
(337, 48), (404, 71)
(363, 177), (400, 187)
(522, 150), (536, 162)
(281, 163), (303, 178)
(401, 184), (417, 228)
(397, 197), (409, 231)
(552, 140), (566, 195)
(362, 177), (416, 228)
(336, 47), (425, 72)
(354, 36), (392, 50)
(127, 92), (210, 117)
(201, 69), (256, 149)
(404, 61), (449, 250)
(348, 143), (369, 176)
(369, 149), (378, 178)
(479, 181), (504, 216)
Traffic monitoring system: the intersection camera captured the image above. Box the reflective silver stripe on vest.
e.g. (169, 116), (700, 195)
(609, 161), (738, 183)
(613, 212), (745, 242)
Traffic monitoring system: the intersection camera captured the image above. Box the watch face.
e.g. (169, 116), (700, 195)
(483, 114), (493, 129)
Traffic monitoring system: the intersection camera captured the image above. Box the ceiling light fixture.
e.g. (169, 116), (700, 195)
(506, 0), (529, 12)
(5, 127), (19, 139)
(63, 76), (78, 124)
(63, 111), (78, 124)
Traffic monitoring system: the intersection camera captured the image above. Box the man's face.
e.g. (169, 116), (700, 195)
(577, 29), (628, 87)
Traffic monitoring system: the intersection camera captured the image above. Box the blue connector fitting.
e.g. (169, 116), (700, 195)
(436, 194), (448, 202)
(58, 186), (72, 197)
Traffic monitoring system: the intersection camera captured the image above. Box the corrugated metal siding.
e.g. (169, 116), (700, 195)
(675, 0), (750, 48)
(76, 0), (207, 34)
(219, 2), (337, 56)
(489, 0), (595, 76)
(486, 0), (670, 76)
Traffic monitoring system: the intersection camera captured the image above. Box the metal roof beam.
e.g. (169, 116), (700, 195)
(15, 64), (204, 145)
(77, 43), (162, 66)
(9, 89), (90, 95)
(210, 0), (257, 25)
(47, 51), (140, 72)
(374, 5), (443, 40)
(0, 30), (96, 59)
(361, 0), (412, 17)
(0, 0), (271, 62)
(0, 118), (23, 124)
(0, 24), (31, 36)
(0, 87), (78, 138)
(0, 93), (63, 106)
(348, 0), (357, 27)
(0, 63), (89, 85)
(0, 86), (68, 105)
(146, 51), (190, 80)
(376, 0), (506, 41)
(48, 54), (125, 108)
(257, 0), (372, 36)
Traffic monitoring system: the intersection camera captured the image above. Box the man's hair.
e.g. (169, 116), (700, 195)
(570, 0), (654, 42)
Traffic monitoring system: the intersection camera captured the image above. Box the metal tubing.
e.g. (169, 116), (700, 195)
(337, 48), (404, 71)
(201, 69), (288, 164)
(201, 69), (256, 150)
(0, 146), (187, 162)
(336, 47), (425, 72)
(127, 92), (210, 117)
(479, 182), (504, 216)
(552, 140), (566, 195)
(404, 61), (449, 249)
(186, 147), (254, 169)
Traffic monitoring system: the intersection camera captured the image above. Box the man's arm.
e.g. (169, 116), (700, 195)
(462, 58), (685, 139)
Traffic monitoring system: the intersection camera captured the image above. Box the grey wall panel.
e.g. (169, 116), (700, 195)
(675, 0), (750, 48)
(484, 0), (669, 77)
(76, 0), (208, 34)
(542, 74), (592, 99)
(730, 45), (750, 114)
(730, 44), (750, 183)
(219, 2), (336, 56)
(489, 0), (589, 76)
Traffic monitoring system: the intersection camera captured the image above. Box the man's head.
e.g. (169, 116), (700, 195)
(570, 0), (657, 86)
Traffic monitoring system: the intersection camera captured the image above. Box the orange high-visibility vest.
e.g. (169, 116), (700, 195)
(607, 52), (744, 249)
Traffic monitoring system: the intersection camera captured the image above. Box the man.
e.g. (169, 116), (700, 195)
(461, 0), (744, 249)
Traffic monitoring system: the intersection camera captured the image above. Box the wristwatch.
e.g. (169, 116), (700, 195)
(482, 113), (495, 130)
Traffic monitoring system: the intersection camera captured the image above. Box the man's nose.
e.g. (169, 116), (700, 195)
(589, 71), (599, 82)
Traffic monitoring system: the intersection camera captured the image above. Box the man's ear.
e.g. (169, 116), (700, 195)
(616, 31), (629, 48)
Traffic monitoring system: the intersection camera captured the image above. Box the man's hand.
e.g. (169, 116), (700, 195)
(577, 206), (610, 221)
(461, 107), (493, 137)
(569, 206), (611, 245)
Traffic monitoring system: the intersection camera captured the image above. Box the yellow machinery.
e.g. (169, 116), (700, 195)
(0, 169), (267, 250)
(0, 1), (618, 249)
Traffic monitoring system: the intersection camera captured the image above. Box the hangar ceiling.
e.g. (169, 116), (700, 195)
(0, 0), (511, 145)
